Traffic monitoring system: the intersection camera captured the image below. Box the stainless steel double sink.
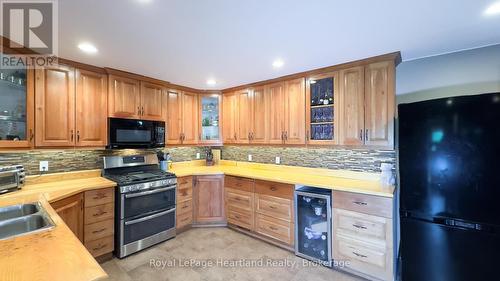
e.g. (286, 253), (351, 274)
(0, 202), (55, 240)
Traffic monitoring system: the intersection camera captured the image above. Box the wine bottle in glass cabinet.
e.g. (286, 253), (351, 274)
(0, 54), (34, 148)
(198, 93), (221, 145)
(306, 72), (339, 145)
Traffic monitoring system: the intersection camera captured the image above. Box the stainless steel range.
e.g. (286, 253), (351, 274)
(102, 154), (176, 258)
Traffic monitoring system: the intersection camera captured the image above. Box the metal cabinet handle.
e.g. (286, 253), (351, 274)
(137, 106), (141, 115)
(352, 224), (367, 229)
(353, 201), (368, 206)
(365, 129), (368, 141)
(234, 133), (237, 140)
(284, 131), (288, 141)
(306, 130), (309, 141)
(93, 211), (107, 217)
(141, 106), (144, 115)
(359, 130), (363, 141)
(269, 226), (278, 231)
(29, 129), (34, 142)
(281, 131), (284, 141)
(93, 244), (107, 251)
(77, 130), (80, 142)
(70, 130), (74, 141)
(92, 228), (106, 234)
(352, 252), (367, 258)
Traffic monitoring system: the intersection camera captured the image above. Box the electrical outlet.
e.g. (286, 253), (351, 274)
(275, 156), (281, 164)
(39, 161), (49, 172)
(248, 154), (253, 161)
(196, 153), (201, 159)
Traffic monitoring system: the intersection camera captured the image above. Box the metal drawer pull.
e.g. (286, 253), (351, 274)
(269, 226), (279, 231)
(125, 208), (175, 225)
(353, 201), (367, 206)
(125, 186), (175, 198)
(352, 224), (367, 229)
(93, 211), (107, 217)
(353, 252), (368, 258)
(93, 244), (107, 251)
(268, 205), (277, 209)
(182, 205), (189, 209)
(93, 193), (107, 200)
(234, 215), (241, 219)
(92, 228), (106, 234)
(270, 186), (277, 191)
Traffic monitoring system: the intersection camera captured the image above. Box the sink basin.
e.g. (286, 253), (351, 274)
(0, 202), (54, 240)
(0, 203), (39, 222)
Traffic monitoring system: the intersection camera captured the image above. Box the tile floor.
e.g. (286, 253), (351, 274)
(102, 227), (363, 281)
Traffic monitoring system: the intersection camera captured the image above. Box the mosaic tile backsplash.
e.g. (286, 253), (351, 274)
(0, 145), (395, 176)
(220, 146), (396, 173)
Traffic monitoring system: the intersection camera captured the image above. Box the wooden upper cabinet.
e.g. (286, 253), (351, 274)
(166, 90), (182, 144)
(222, 92), (238, 143)
(193, 175), (225, 224)
(284, 78), (306, 144)
(75, 69), (107, 147)
(108, 75), (140, 119)
(236, 90), (252, 144)
(51, 193), (84, 242)
(199, 93), (222, 145)
(364, 61), (395, 147)
(251, 86), (268, 144)
(266, 82), (286, 144)
(140, 82), (164, 121)
(35, 65), (76, 147)
(339, 67), (365, 146)
(181, 91), (198, 144)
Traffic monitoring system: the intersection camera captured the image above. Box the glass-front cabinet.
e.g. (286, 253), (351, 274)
(0, 55), (34, 148)
(306, 72), (339, 145)
(198, 93), (221, 144)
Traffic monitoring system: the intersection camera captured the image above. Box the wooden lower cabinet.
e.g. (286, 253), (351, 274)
(225, 188), (254, 231)
(51, 193), (84, 242)
(83, 188), (115, 259)
(176, 176), (193, 230)
(193, 175), (225, 225)
(332, 191), (393, 281)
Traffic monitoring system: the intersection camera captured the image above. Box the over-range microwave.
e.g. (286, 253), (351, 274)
(108, 118), (165, 149)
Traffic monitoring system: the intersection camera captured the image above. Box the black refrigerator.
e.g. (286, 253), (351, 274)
(398, 93), (500, 281)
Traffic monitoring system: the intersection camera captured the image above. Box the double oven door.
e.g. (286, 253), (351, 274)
(117, 183), (176, 257)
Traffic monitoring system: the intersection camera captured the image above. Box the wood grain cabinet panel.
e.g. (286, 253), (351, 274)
(84, 203), (114, 224)
(140, 82), (164, 121)
(236, 90), (252, 144)
(84, 219), (114, 243)
(51, 193), (84, 242)
(84, 188), (114, 207)
(166, 90), (182, 144)
(255, 213), (294, 245)
(108, 75), (140, 119)
(193, 175), (225, 224)
(75, 69), (107, 147)
(35, 65), (76, 147)
(222, 92), (238, 143)
(250, 86), (268, 144)
(85, 236), (114, 258)
(181, 91), (199, 144)
(364, 61), (395, 148)
(339, 67), (365, 146)
(266, 82), (286, 144)
(284, 78), (306, 144)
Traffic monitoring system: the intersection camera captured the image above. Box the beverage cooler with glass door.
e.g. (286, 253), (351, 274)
(294, 186), (332, 266)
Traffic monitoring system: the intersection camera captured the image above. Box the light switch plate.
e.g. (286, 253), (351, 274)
(196, 153), (201, 159)
(39, 161), (49, 172)
(275, 156), (281, 164)
(248, 154), (253, 161)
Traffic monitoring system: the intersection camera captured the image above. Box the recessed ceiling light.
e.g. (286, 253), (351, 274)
(272, 59), (284, 68)
(484, 2), (500, 16)
(137, 0), (153, 3)
(78, 42), (98, 54)
(206, 79), (216, 86)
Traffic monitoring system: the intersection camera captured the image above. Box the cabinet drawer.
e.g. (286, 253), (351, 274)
(335, 208), (391, 242)
(177, 177), (193, 202)
(227, 207), (253, 231)
(255, 180), (293, 199)
(178, 176), (193, 189)
(338, 237), (386, 268)
(226, 188), (253, 211)
(255, 194), (293, 222)
(84, 219), (114, 243)
(85, 188), (114, 208)
(333, 191), (392, 218)
(255, 214), (294, 245)
(85, 203), (114, 224)
(177, 210), (193, 228)
(85, 235), (114, 257)
(224, 176), (254, 192)
(177, 199), (192, 215)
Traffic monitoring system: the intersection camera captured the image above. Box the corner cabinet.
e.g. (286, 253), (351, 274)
(193, 175), (225, 225)
(0, 61), (35, 148)
(51, 193), (84, 242)
(199, 93), (222, 145)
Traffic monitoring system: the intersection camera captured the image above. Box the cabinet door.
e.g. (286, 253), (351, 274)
(193, 175), (225, 224)
(35, 65), (76, 147)
(166, 90), (182, 144)
(181, 91), (198, 144)
(51, 193), (84, 242)
(199, 94), (221, 144)
(339, 67), (365, 146)
(140, 82), (164, 121)
(75, 69), (107, 147)
(364, 61), (395, 147)
(284, 78), (306, 144)
(222, 93), (238, 143)
(251, 86), (268, 144)
(108, 75), (140, 119)
(266, 82), (285, 144)
(236, 90), (252, 144)
(0, 67), (34, 148)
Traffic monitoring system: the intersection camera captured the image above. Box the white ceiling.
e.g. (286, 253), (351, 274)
(57, 0), (500, 90)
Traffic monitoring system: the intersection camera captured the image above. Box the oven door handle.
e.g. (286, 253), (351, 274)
(124, 185), (175, 198)
(124, 208), (176, 226)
